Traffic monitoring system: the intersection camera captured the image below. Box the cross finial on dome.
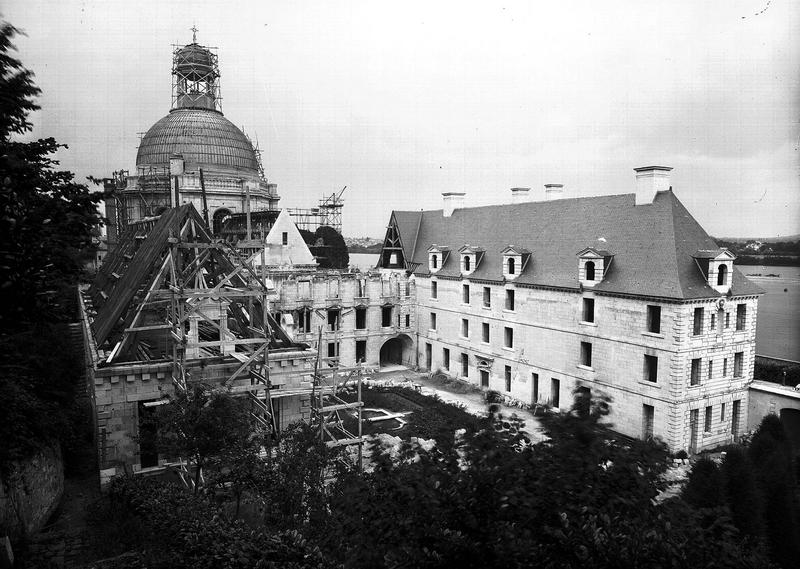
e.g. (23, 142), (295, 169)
(190, 24), (198, 43)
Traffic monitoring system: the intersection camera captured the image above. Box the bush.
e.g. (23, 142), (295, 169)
(104, 475), (336, 569)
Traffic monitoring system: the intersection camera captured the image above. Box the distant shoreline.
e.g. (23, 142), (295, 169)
(735, 256), (800, 267)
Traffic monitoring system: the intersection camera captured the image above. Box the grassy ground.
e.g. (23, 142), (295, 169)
(339, 386), (486, 444)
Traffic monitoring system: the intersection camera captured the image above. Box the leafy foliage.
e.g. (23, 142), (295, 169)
(101, 476), (336, 569)
(152, 384), (264, 493)
(299, 226), (349, 269)
(0, 22), (105, 329)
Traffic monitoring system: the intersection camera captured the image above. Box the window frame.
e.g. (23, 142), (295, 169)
(582, 298), (595, 323)
(643, 354), (658, 383)
(504, 326), (514, 349)
(690, 358), (701, 386)
(580, 341), (593, 368)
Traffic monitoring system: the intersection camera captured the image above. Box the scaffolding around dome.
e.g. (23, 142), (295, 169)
(172, 39), (221, 111)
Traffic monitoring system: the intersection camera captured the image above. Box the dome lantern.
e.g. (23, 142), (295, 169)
(172, 28), (221, 111)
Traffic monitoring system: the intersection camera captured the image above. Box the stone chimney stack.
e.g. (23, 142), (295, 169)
(544, 184), (564, 201)
(442, 192), (465, 217)
(634, 166), (672, 205)
(510, 187), (531, 204)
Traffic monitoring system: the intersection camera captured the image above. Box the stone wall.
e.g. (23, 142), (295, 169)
(273, 270), (416, 368)
(0, 445), (64, 540)
(416, 275), (759, 453)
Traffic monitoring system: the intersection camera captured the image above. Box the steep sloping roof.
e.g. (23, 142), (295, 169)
(390, 190), (762, 300)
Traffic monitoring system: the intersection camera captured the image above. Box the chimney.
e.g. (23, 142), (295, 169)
(442, 192), (465, 217)
(544, 184), (563, 201)
(634, 166), (672, 205)
(510, 187), (531, 204)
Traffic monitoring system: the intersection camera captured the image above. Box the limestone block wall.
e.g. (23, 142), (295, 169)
(416, 276), (760, 452)
(272, 271), (416, 368)
(90, 349), (315, 472)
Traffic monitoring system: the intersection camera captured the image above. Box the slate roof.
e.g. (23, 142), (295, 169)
(390, 190), (762, 300)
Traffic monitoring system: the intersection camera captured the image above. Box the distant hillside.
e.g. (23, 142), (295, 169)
(716, 234), (800, 243)
(713, 236), (800, 266)
(345, 236), (382, 254)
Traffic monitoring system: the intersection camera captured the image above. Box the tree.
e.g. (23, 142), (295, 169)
(0, 21), (105, 330)
(153, 384), (264, 493)
(747, 414), (800, 569)
(720, 446), (766, 542)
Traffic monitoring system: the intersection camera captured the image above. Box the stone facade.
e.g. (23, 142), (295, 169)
(415, 276), (759, 453)
(78, 294), (316, 476)
(271, 270), (417, 369)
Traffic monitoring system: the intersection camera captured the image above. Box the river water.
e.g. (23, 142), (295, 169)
(346, 256), (799, 361)
(739, 265), (800, 361)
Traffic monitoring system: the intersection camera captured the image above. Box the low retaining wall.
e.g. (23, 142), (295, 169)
(0, 444), (64, 540)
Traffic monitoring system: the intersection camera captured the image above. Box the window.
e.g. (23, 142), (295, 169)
(281, 231), (288, 245)
(355, 307), (367, 330)
(736, 304), (746, 331)
(693, 307), (704, 335)
(461, 318), (469, 338)
(704, 406), (712, 432)
(551, 378), (561, 408)
(580, 342), (592, 367)
(532, 373), (539, 403)
(734, 352), (743, 377)
(725, 312), (730, 328)
(723, 358), (728, 377)
(643, 404), (655, 439)
(505, 289), (515, 311)
(463, 284), (470, 304)
(431, 254), (438, 269)
(505, 366), (512, 392)
(585, 261), (596, 281)
(431, 281), (438, 299)
(707, 360), (713, 380)
(507, 257), (516, 275)
(381, 305), (392, 327)
(327, 342), (339, 358)
(355, 340), (366, 363)
(425, 343), (432, 370)
(461, 353), (469, 377)
(464, 256), (471, 272)
(582, 298), (595, 323)
(504, 327), (514, 349)
(721, 402), (726, 422)
(690, 358), (701, 386)
(327, 308), (341, 332)
(732, 400), (741, 438)
(710, 313), (716, 332)
(647, 305), (661, 334)
(430, 312), (437, 330)
(717, 264), (728, 286)
(644, 355), (658, 383)
(443, 348), (450, 371)
(405, 314), (410, 328)
(297, 308), (312, 333)
(482, 322), (490, 343)
(480, 369), (489, 388)
(483, 287), (491, 307)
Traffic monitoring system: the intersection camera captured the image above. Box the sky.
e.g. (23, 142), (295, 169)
(4, 0), (799, 239)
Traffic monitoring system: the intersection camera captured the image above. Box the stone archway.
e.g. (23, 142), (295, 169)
(212, 208), (232, 235)
(379, 334), (413, 368)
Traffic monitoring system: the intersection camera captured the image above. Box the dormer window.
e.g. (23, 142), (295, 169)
(585, 261), (595, 281)
(427, 245), (450, 274)
(501, 246), (531, 281)
(577, 247), (613, 288)
(458, 245), (485, 277)
(693, 248), (735, 294)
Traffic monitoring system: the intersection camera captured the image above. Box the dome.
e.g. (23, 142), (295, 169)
(174, 43), (216, 80)
(136, 108), (259, 173)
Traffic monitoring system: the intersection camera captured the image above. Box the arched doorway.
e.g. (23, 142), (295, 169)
(379, 334), (413, 368)
(780, 408), (800, 450)
(213, 208), (232, 235)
